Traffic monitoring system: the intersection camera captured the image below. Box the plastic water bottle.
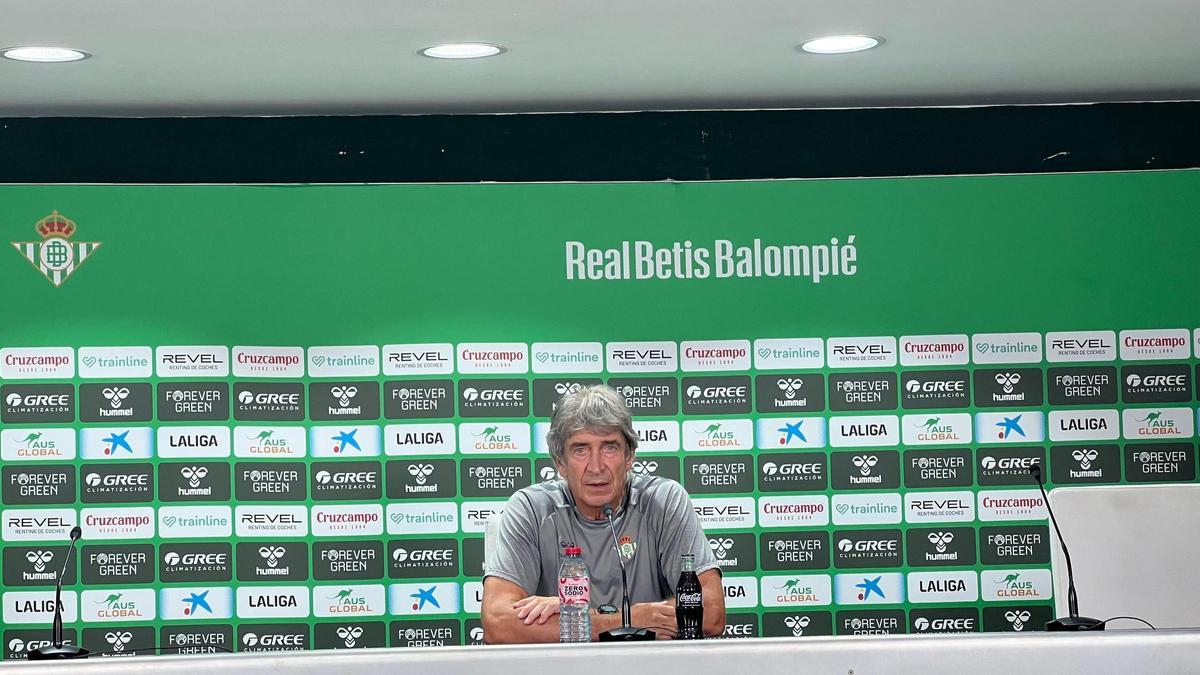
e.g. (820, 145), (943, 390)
(558, 545), (591, 642)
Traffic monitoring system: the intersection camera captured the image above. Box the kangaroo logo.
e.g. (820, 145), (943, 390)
(851, 455), (878, 476)
(180, 466), (208, 487)
(927, 532), (954, 553)
(336, 626), (364, 648)
(259, 546), (287, 568)
(330, 386), (358, 407)
(101, 387), (130, 409)
(776, 378), (804, 399)
(408, 464), (434, 485)
(783, 615), (811, 637)
(995, 372), (1022, 394)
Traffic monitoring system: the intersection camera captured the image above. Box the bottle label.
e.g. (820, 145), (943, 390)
(677, 591), (703, 607)
(558, 576), (590, 606)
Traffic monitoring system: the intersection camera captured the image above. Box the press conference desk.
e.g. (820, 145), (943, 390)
(4, 630), (1199, 674)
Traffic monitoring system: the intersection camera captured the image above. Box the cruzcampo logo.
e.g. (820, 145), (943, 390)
(12, 211), (101, 287)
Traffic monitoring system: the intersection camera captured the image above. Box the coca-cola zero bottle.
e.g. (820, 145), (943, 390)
(675, 553), (703, 639)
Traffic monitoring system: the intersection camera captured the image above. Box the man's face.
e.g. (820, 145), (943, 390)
(555, 428), (633, 517)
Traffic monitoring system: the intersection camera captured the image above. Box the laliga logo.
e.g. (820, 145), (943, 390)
(180, 466), (208, 488)
(330, 386), (358, 407)
(259, 546), (287, 568)
(631, 460), (658, 476)
(708, 537), (734, 559)
(102, 387), (130, 409)
(105, 631), (133, 652)
(927, 532), (954, 553)
(995, 372), (1021, 394)
(852, 455), (878, 476)
(783, 615), (810, 637)
(5, 393), (22, 407)
(408, 464), (434, 485)
(25, 550), (54, 572)
(1073, 449), (1099, 469)
(776, 378), (804, 399)
(336, 626), (363, 648)
(1005, 610), (1032, 631)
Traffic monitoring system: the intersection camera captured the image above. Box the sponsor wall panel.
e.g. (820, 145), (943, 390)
(0, 172), (1198, 654)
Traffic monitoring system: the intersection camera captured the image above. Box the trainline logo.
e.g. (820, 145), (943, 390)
(308, 346), (380, 377)
(530, 342), (603, 374)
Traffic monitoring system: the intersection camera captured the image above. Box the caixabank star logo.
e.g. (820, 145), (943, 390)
(12, 211), (100, 287)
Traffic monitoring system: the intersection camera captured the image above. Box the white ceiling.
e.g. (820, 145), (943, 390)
(3, 0), (1199, 116)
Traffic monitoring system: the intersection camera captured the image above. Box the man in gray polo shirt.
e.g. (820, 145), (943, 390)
(482, 384), (725, 643)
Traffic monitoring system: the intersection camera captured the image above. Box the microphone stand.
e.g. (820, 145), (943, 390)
(30, 525), (90, 659)
(598, 505), (655, 641)
(1030, 464), (1103, 632)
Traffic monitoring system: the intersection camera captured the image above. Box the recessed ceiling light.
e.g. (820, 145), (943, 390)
(800, 35), (881, 54)
(1, 46), (90, 63)
(420, 43), (505, 59)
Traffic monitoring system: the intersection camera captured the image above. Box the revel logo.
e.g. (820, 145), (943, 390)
(384, 343), (454, 376)
(156, 346), (229, 377)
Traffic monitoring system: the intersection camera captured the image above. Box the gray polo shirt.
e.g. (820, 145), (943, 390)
(484, 474), (719, 607)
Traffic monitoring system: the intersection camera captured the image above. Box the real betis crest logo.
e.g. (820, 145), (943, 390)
(12, 210), (100, 286)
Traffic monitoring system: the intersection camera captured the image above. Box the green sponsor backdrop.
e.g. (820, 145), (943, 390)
(1, 169), (1199, 654)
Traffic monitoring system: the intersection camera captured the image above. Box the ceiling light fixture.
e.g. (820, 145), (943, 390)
(800, 35), (881, 54)
(1, 46), (90, 63)
(420, 43), (505, 59)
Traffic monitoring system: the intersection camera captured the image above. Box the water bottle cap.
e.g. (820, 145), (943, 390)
(563, 545), (582, 556)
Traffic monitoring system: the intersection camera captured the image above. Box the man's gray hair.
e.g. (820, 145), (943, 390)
(546, 384), (638, 464)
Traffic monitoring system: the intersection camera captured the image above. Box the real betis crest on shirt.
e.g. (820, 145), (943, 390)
(618, 534), (637, 560)
(12, 210), (100, 287)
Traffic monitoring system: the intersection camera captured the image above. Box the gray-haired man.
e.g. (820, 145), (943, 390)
(482, 384), (725, 643)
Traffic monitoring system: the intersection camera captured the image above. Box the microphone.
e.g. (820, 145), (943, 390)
(1029, 463), (1103, 632)
(598, 504), (655, 641)
(30, 525), (91, 659)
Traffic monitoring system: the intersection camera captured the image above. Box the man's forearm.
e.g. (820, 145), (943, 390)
(486, 607), (628, 644)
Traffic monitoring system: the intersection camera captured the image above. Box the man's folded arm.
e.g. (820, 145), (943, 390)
(482, 576), (629, 643)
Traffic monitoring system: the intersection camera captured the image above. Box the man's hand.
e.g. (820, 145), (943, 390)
(631, 600), (677, 639)
(513, 595), (560, 625)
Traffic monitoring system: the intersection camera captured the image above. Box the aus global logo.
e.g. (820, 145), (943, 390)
(11, 211), (101, 287)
